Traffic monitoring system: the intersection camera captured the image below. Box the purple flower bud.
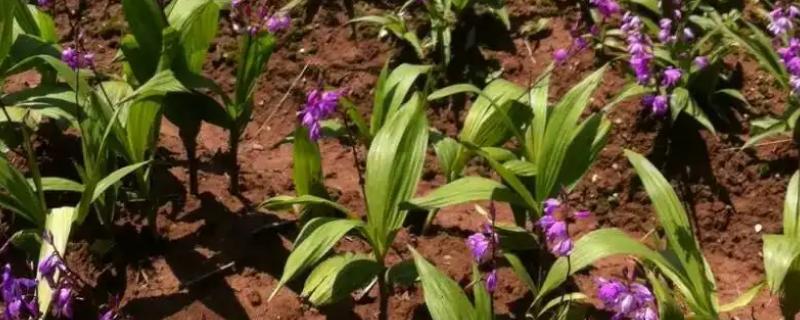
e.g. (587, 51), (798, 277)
(660, 67), (682, 87)
(770, 7), (795, 36)
(485, 269), (498, 292)
(61, 46), (94, 70)
(299, 89), (341, 140)
(543, 198), (560, 216)
(590, 0), (620, 18)
(1, 264), (40, 320)
(466, 233), (491, 262)
(594, 277), (658, 320)
(683, 27), (695, 41)
(658, 19), (673, 43)
(38, 253), (65, 287)
(791, 75), (800, 94)
(53, 287), (74, 319)
(652, 95), (669, 116)
(553, 49), (569, 64)
(693, 56), (709, 69)
(266, 13), (291, 33)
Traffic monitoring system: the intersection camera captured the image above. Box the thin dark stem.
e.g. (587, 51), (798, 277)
(377, 271), (389, 320)
(341, 111), (367, 205)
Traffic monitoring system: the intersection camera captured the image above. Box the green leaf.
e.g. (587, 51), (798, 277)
(37, 207), (76, 316)
(536, 66), (606, 202)
(364, 94), (428, 258)
(433, 135), (459, 180)
(504, 252), (537, 295)
(718, 281), (765, 313)
(293, 127), (324, 196)
(406, 176), (525, 210)
(124, 97), (162, 167)
(536, 228), (691, 308)
(763, 234), (800, 294)
(36, 177), (84, 193)
(0, 155), (45, 226)
(504, 159), (536, 177)
(625, 149), (717, 317)
(12, 0), (38, 37)
(270, 218), (364, 300)
(260, 195), (356, 219)
(557, 114), (607, 191)
(528, 71), (550, 168)
(121, 0), (166, 80)
(371, 64), (431, 134)
(387, 259), (418, 287)
(720, 22), (788, 89)
(537, 293), (587, 317)
(9, 229), (42, 256)
(602, 83), (652, 112)
(784, 171), (800, 237)
(233, 32), (275, 106)
(455, 80), (528, 175)
(428, 83), (481, 101)
(0, 0), (16, 67)
(646, 270), (685, 320)
(410, 246), (476, 320)
(91, 161), (152, 203)
(121, 70), (188, 103)
(472, 265), (493, 320)
(302, 253), (381, 305)
(168, 0), (220, 74)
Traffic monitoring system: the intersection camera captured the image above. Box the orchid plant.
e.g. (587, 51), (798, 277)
(352, 0), (509, 66)
(567, 0), (745, 134)
(721, 1), (800, 147)
(265, 82), (429, 320)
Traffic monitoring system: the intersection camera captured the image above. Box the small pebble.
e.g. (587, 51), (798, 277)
(611, 163), (619, 170)
(754, 224), (763, 233)
(591, 174), (599, 183)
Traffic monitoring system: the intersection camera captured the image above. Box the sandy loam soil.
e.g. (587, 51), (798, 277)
(0, 0), (796, 319)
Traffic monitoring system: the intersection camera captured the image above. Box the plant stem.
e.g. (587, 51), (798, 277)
(229, 128), (241, 195)
(377, 269), (389, 320)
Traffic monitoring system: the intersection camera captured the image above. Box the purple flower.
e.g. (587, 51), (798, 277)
(658, 19), (674, 43)
(546, 221), (573, 256)
(769, 6), (795, 36)
(693, 56), (709, 69)
(52, 287), (74, 319)
(485, 269), (498, 292)
(792, 75), (800, 94)
(61, 47), (94, 70)
(266, 13), (291, 33)
(232, 0), (244, 7)
(651, 95), (669, 116)
(99, 310), (116, 320)
(660, 67), (682, 87)
(622, 12), (653, 85)
(590, 0), (619, 18)
(2, 265), (39, 320)
(553, 49), (569, 64)
(543, 198), (560, 216)
(38, 254), (65, 287)
(466, 233), (491, 262)
(682, 28), (695, 41)
(595, 277), (658, 320)
(298, 89), (341, 140)
(37, 0), (51, 7)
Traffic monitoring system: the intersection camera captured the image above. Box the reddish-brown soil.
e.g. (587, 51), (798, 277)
(1, 0), (797, 319)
